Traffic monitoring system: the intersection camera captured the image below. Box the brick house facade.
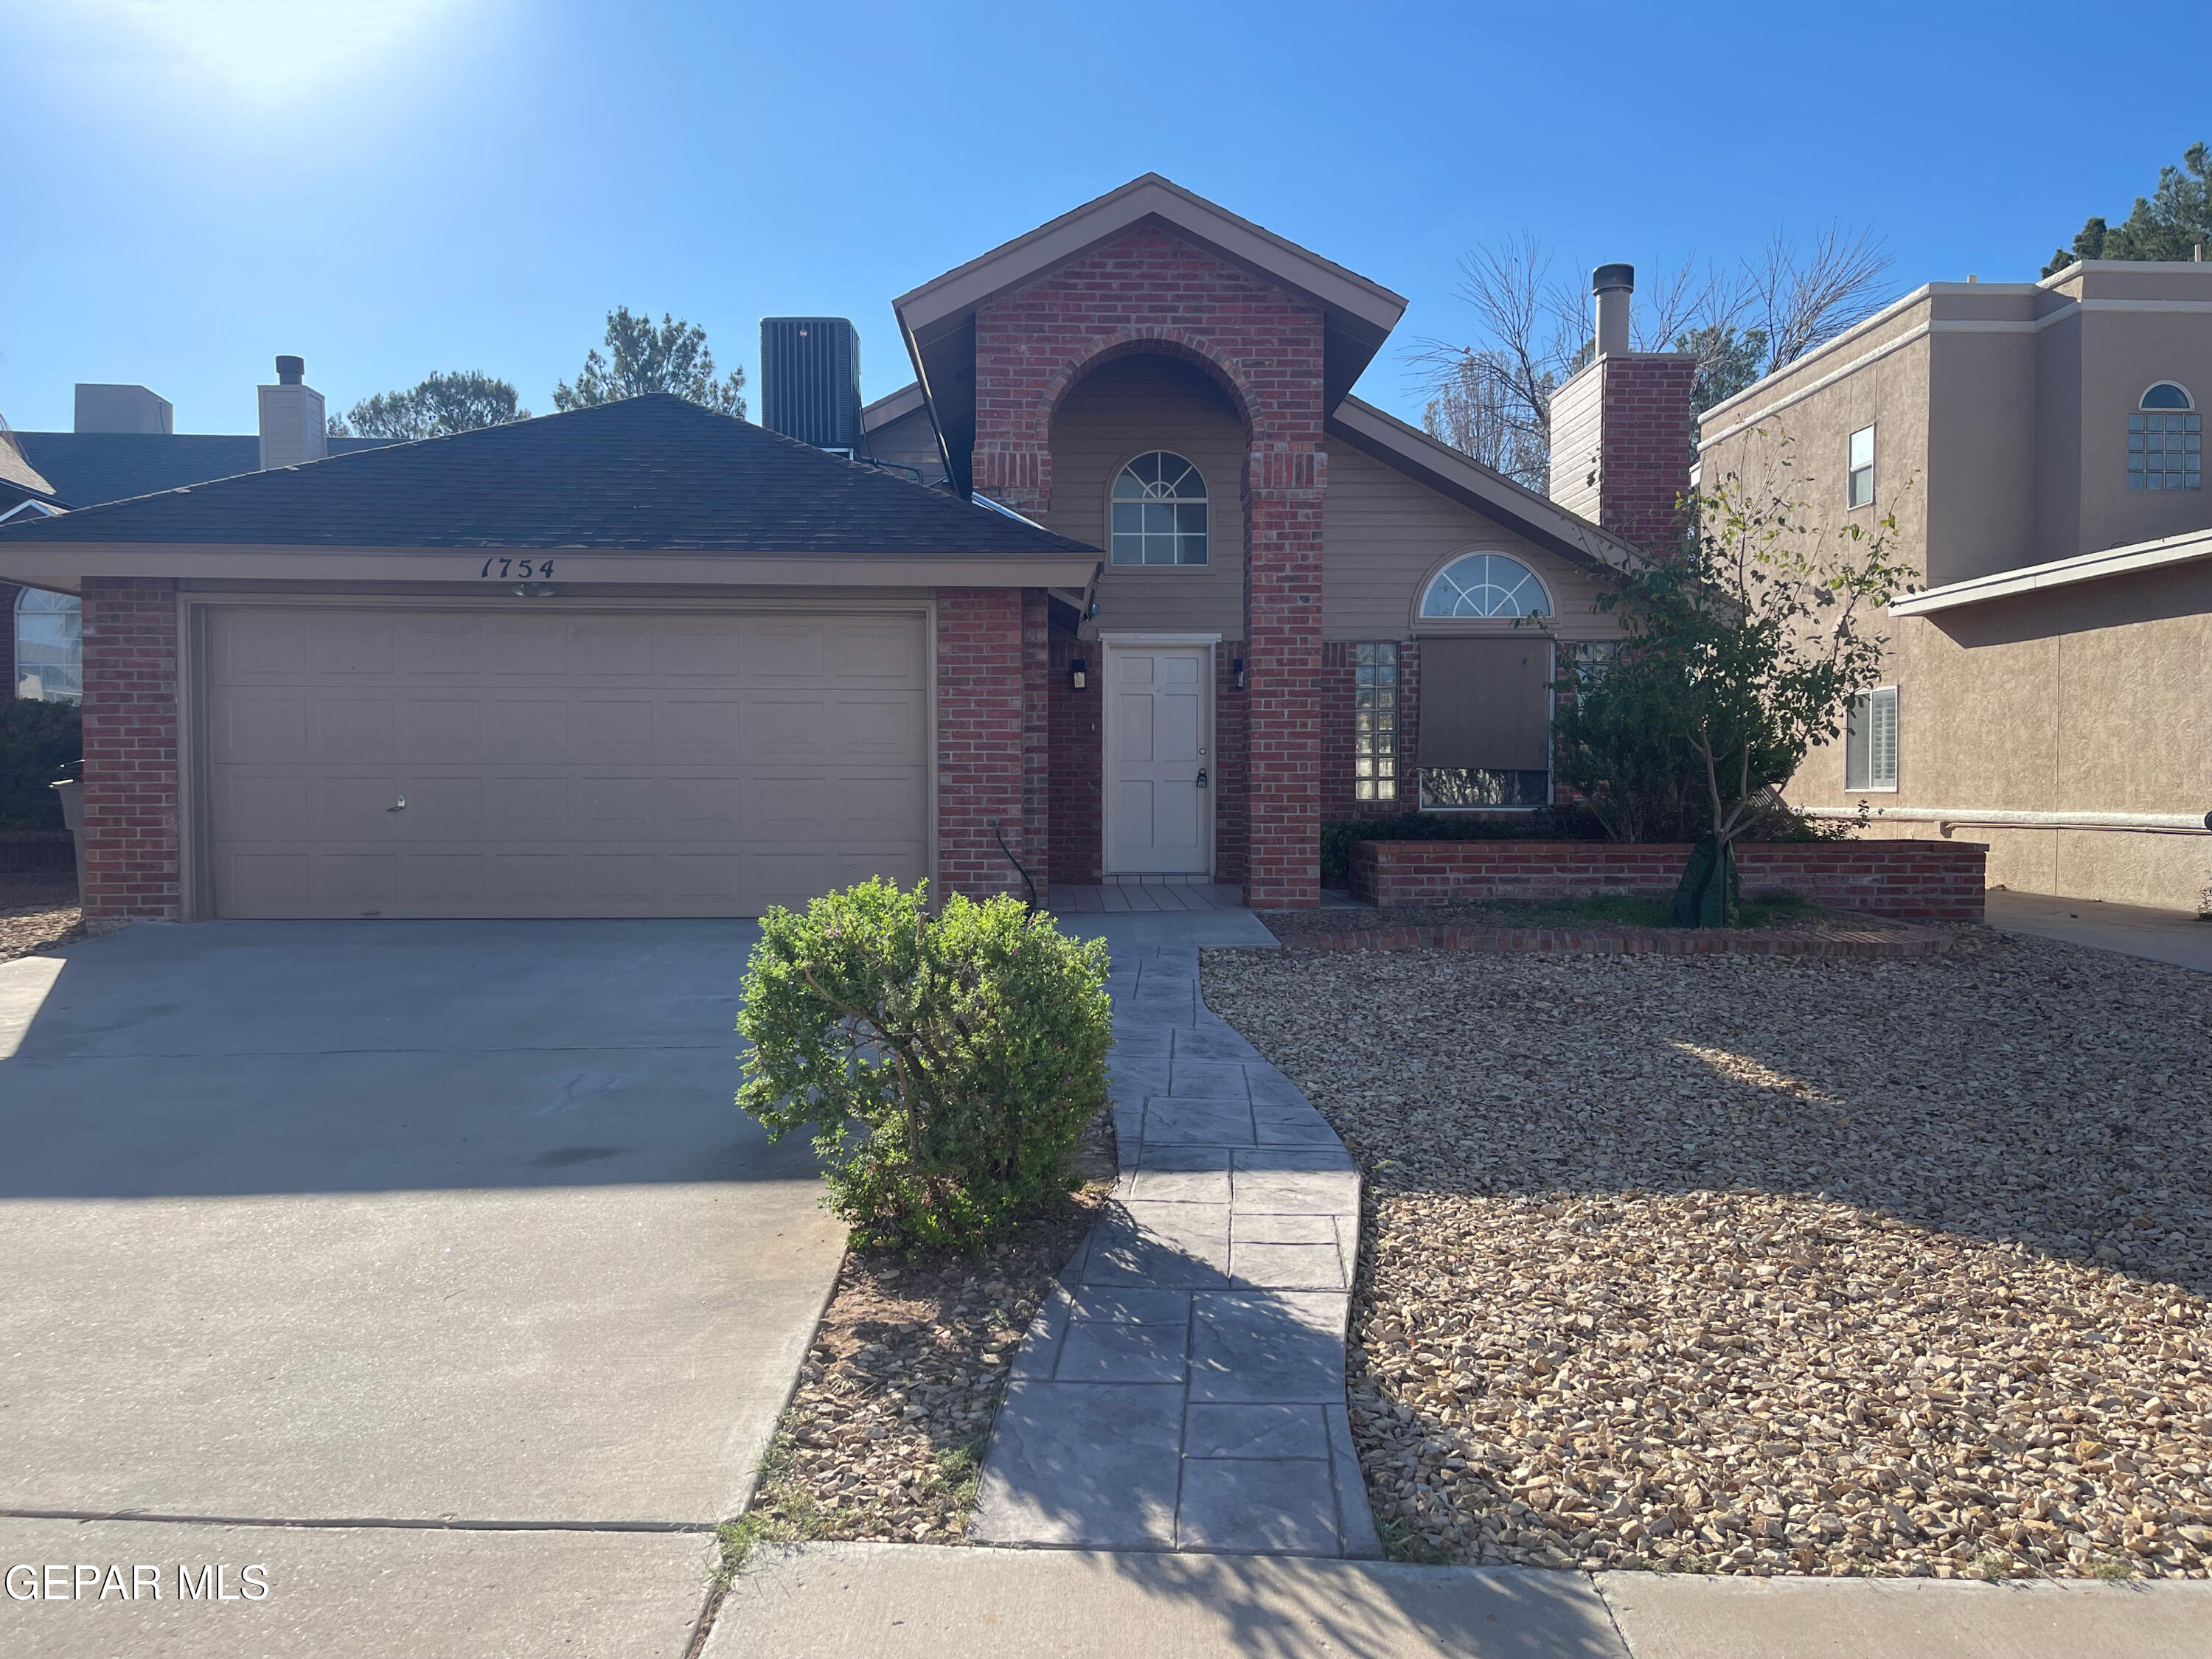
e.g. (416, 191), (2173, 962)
(2, 174), (1683, 925)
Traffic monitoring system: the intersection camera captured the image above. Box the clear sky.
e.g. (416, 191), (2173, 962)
(3, 0), (2205, 437)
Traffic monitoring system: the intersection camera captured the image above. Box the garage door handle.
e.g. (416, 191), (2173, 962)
(386, 796), (406, 813)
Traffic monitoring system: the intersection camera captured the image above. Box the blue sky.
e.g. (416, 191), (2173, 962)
(3, 0), (2205, 437)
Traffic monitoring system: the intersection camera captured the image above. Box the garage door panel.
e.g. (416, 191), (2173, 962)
(572, 700), (656, 759)
(213, 698), (308, 764)
(746, 696), (827, 759)
(485, 699), (568, 762)
(658, 700), (742, 760)
(315, 698), (398, 762)
(206, 608), (929, 919)
(833, 622), (925, 684)
(403, 699), (482, 761)
(745, 623), (827, 681)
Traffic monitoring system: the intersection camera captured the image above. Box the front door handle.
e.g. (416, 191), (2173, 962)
(1195, 769), (1208, 790)
(386, 796), (407, 813)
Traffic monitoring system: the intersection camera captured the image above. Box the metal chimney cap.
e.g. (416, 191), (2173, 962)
(274, 355), (305, 386)
(1592, 263), (1635, 295)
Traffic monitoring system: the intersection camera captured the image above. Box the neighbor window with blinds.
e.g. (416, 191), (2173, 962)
(1352, 643), (1398, 802)
(2129, 382), (2201, 490)
(1845, 686), (1899, 792)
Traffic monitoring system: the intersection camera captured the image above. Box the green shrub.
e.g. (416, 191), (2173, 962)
(0, 700), (82, 831)
(1320, 804), (1605, 886)
(735, 878), (1112, 1253)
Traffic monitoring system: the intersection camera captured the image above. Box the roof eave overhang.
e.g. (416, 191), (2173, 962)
(1890, 526), (2212, 616)
(1325, 397), (1641, 574)
(894, 175), (1407, 495)
(0, 543), (1103, 595)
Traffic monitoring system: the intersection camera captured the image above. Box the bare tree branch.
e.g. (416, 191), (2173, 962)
(1748, 223), (1895, 370)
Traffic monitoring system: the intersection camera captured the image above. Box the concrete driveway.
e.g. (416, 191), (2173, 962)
(0, 920), (846, 1658)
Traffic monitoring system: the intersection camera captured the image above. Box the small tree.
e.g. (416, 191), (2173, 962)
(1559, 434), (1916, 921)
(553, 307), (747, 417)
(331, 370), (529, 439)
(736, 879), (1110, 1252)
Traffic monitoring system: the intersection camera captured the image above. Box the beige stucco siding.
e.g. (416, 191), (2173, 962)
(1320, 442), (1621, 641)
(1047, 355), (1246, 639)
(1801, 566), (2212, 911)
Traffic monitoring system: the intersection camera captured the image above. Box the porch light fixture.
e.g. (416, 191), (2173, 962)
(1070, 658), (1088, 691)
(1232, 657), (1246, 689)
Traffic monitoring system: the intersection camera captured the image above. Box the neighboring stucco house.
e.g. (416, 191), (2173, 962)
(1699, 260), (2212, 914)
(0, 174), (1690, 925)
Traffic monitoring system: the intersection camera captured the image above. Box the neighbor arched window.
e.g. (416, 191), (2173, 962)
(2131, 383), (2201, 491)
(14, 588), (81, 703)
(1110, 451), (1208, 565)
(1419, 552), (1550, 619)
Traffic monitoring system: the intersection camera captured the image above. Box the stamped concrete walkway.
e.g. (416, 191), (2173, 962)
(971, 942), (1381, 1557)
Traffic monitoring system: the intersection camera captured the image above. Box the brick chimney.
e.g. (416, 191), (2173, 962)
(1546, 264), (1696, 556)
(257, 355), (327, 470)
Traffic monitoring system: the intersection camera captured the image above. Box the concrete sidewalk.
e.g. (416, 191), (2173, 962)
(706, 1542), (2212, 1659)
(1987, 889), (2212, 972)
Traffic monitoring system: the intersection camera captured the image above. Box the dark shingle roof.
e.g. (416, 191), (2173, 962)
(12, 432), (397, 508)
(0, 397), (1096, 557)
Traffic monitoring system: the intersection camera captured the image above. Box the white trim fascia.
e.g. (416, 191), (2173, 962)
(861, 382), (926, 428)
(1697, 285), (1938, 427)
(1094, 630), (1223, 644)
(1891, 525), (2212, 615)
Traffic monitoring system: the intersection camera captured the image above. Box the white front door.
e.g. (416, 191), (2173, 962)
(1107, 643), (1211, 875)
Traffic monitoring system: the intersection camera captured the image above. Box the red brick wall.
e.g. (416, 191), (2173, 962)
(1211, 645), (1248, 889)
(1597, 355), (1698, 557)
(935, 588), (1036, 902)
(970, 223), (1327, 907)
(1047, 636), (1101, 886)
(1350, 839), (1987, 920)
(1020, 589), (1051, 906)
(79, 577), (181, 925)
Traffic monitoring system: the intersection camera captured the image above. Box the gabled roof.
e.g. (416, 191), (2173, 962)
(0, 395), (1099, 559)
(11, 431), (397, 509)
(1325, 396), (1640, 574)
(0, 430), (58, 501)
(896, 174), (1408, 495)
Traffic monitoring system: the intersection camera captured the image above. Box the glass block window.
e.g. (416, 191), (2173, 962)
(1847, 423), (1876, 508)
(1419, 552), (1550, 619)
(14, 588), (81, 703)
(1110, 452), (1209, 564)
(2129, 388), (2202, 491)
(1352, 642), (1399, 802)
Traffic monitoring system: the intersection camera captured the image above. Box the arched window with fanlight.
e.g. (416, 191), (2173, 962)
(2130, 383), (2201, 491)
(14, 588), (81, 703)
(1110, 451), (1208, 565)
(1413, 552), (1556, 811)
(1419, 552), (1551, 619)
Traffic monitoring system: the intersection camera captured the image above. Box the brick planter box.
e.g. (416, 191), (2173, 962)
(1348, 838), (1988, 922)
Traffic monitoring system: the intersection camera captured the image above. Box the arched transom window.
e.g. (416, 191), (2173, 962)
(2131, 383), (2201, 491)
(1419, 552), (1550, 619)
(1110, 451), (1208, 566)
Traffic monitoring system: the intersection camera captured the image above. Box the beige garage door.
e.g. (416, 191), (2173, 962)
(203, 605), (930, 919)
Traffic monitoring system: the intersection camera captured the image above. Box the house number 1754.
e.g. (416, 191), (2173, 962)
(479, 557), (555, 579)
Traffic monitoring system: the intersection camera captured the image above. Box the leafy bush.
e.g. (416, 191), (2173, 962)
(1320, 804), (1604, 886)
(736, 879), (1111, 1253)
(0, 700), (82, 830)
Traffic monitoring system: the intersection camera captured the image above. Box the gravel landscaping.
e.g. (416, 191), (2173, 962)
(1200, 931), (2212, 1580)
(0, 874), (80, 964)
(721, 1117), (1116, 1565)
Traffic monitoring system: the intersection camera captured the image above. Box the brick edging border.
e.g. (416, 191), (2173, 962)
(1281, 923), (1953, 959)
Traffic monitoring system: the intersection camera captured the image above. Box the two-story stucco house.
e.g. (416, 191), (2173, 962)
(1698, 260), (2212, 914)
(0, 174), (1693, 926)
